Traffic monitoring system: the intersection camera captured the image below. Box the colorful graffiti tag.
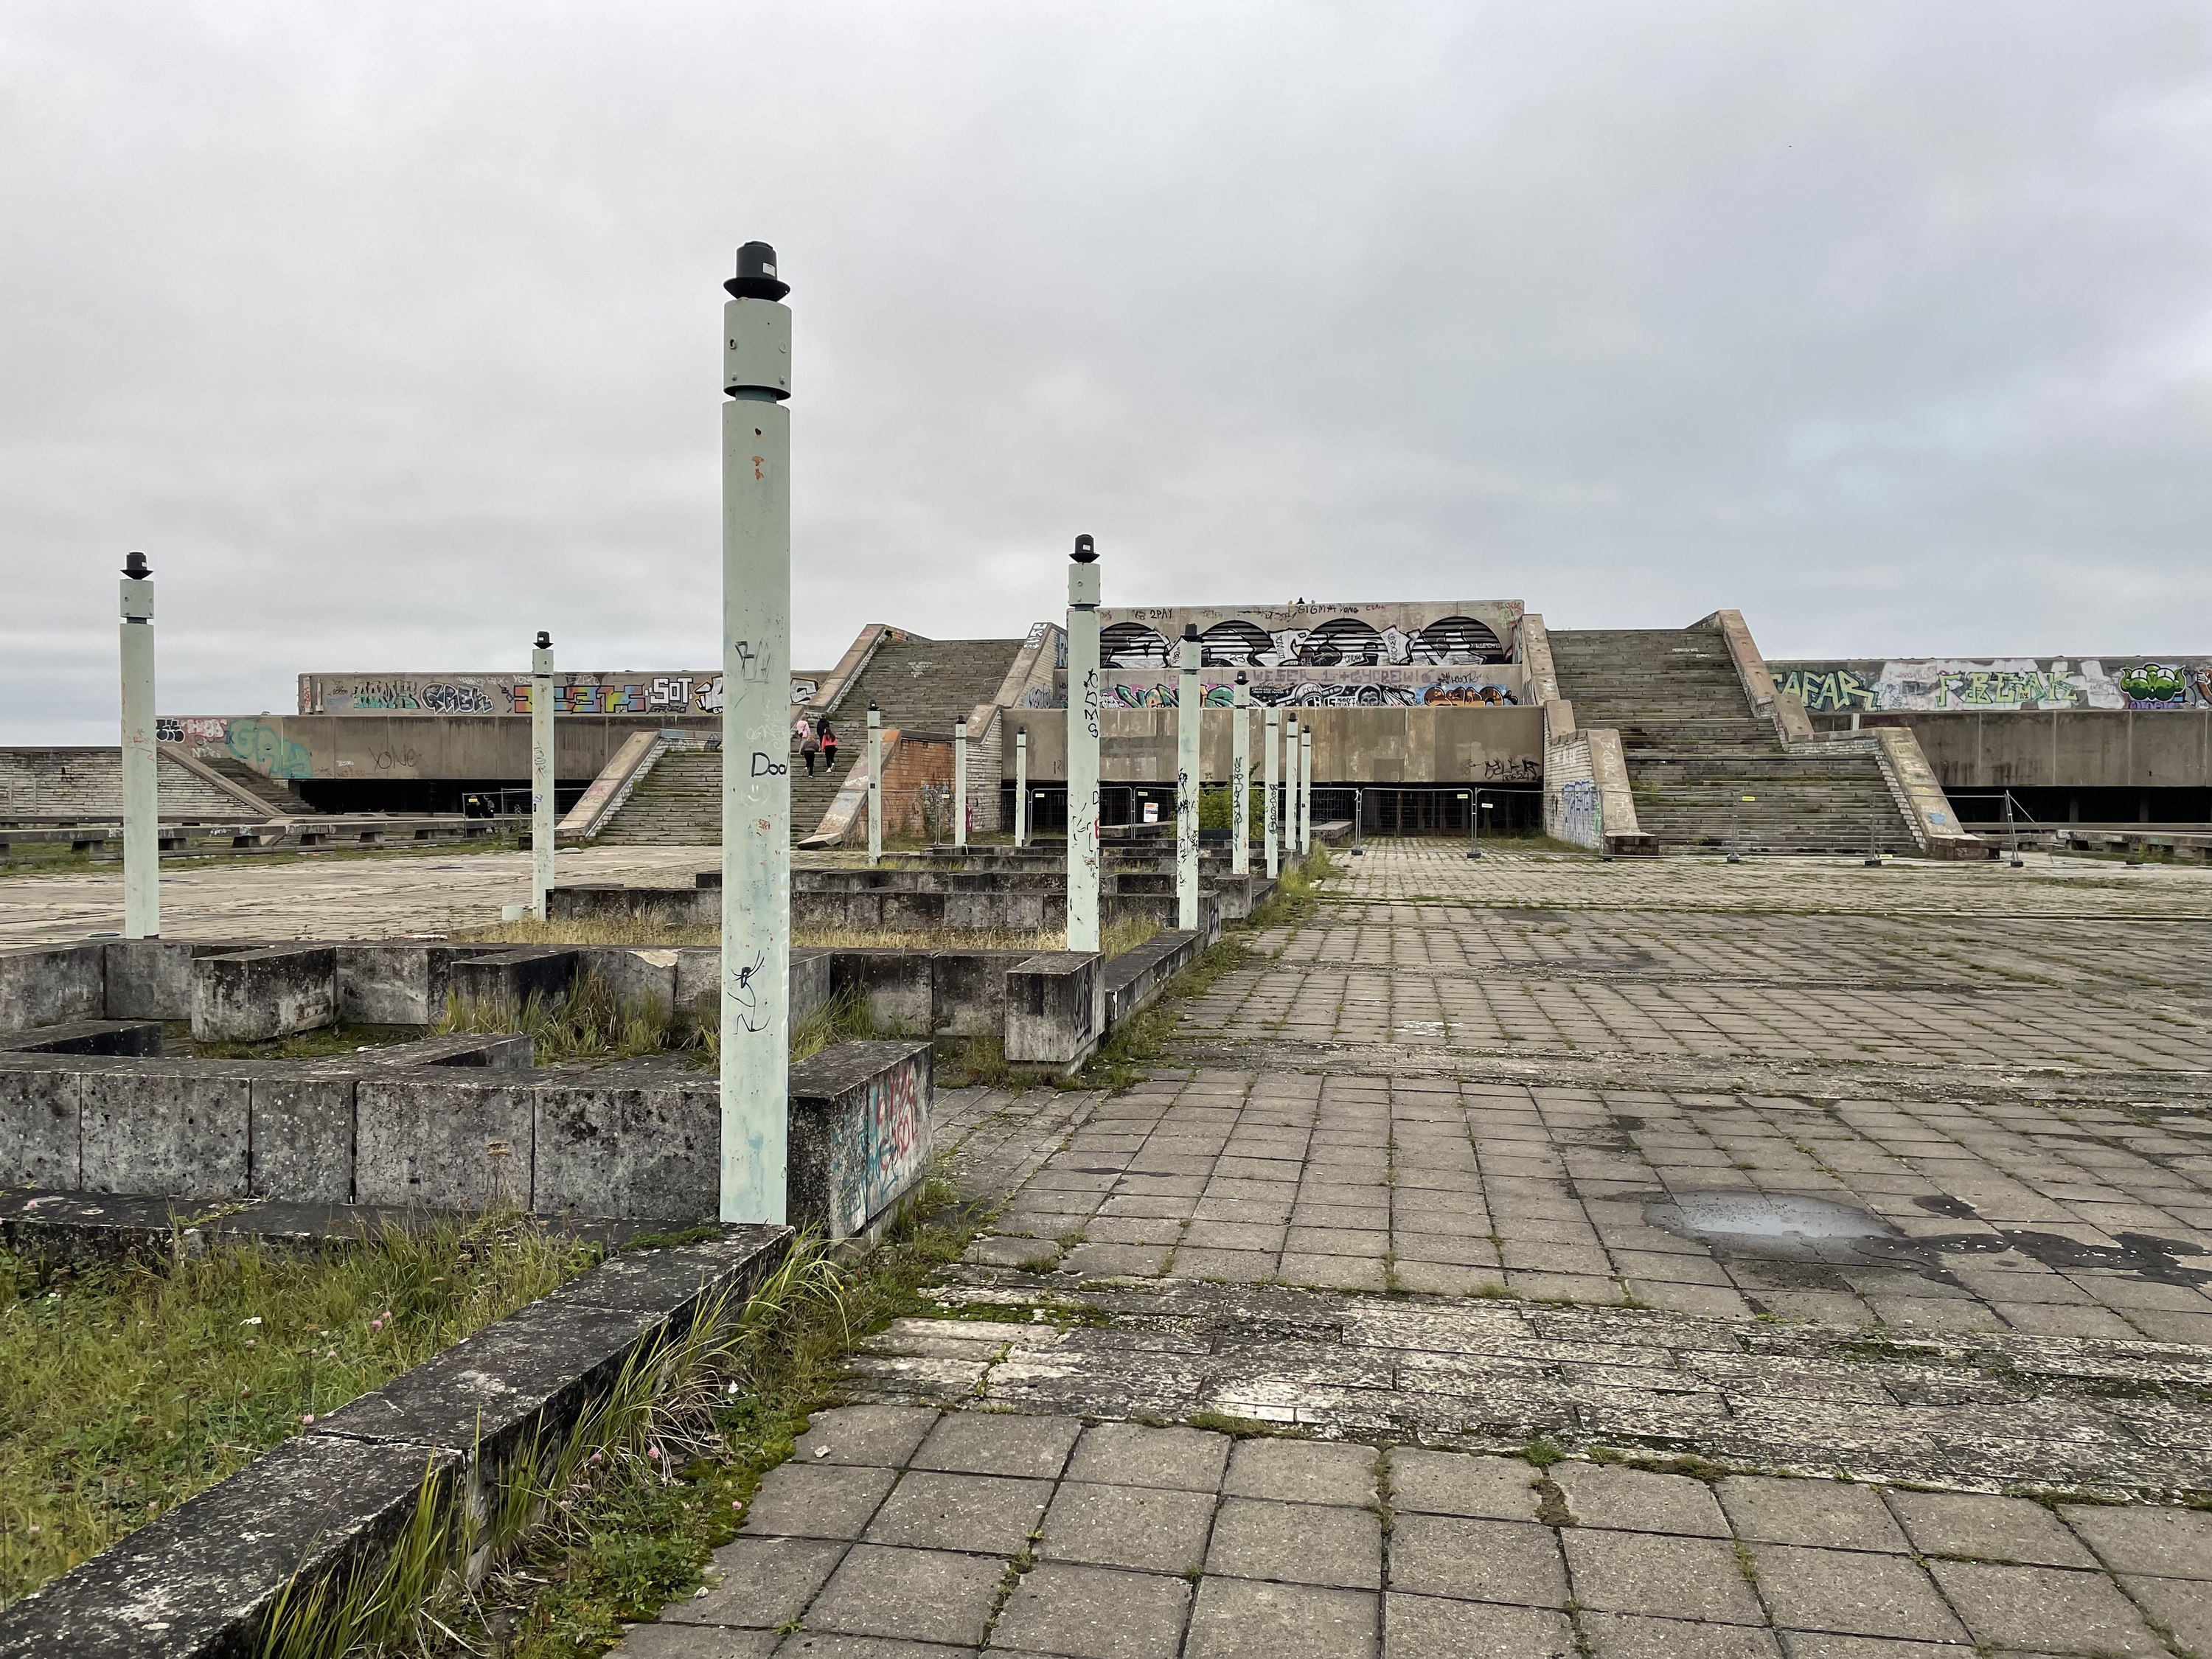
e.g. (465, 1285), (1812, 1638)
(1108, 675), (1519, 709)
(226, 718), (313, 780)
(1773, 659), (2212, 714)
(830, 1056), (931, 1237)
(299, 671), (824, 717)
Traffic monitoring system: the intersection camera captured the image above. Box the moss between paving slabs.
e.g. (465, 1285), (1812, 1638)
(0, 1213), (599, 1608)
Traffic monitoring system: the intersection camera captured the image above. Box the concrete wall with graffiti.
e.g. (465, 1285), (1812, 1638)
(1773, 659), (2212, 714)
(1105, 665), (1524, 709)
(298, 671), (824, 717)
(156, 713), (715, 782)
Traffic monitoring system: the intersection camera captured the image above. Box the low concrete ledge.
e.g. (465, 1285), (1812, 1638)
(449, 947), (580, 1014)
(0, 943), (104, 1030)
(788, 1039), (933, 1239)
(1103, 931), (1202, 1027)
(0, 1226), (791, 1659)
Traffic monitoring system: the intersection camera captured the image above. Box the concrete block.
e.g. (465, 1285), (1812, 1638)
(448, 949), (579, 1020)
(336, 943), (465, 1026)
(584, 947), (679, 1016)
(191, 946), (338, 1044)
(532, 1081), (718, 1223)
(787, 1039), (934, 1239)
(0, 944), (104, 1032)
(675, 947), (720, 1013)
(830, 952), (936, 1037)
(250, 1073), (355, 1203)
(549, 884), (716, 929)
(1005, 953), (1101, 1065)
(1104, 931), (1201, 1028)
(79, 1065), (250, 1199)
(0, 1019), (163, 1057)
(0, 1064), (80, 1189)
(355, 1072), (532, 1210)
(102, 938), (220, 1020)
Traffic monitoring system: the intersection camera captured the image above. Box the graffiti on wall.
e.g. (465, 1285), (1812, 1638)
(1775, 659), (2212, 713)
(300, 671), (824, 717)
(226, 718), (313, 780)
(1097, 600), (1521, 671)
(1105, 668), (1519, 709)
(156, 716), (232, 745)
(830, 1055), (930, 1237)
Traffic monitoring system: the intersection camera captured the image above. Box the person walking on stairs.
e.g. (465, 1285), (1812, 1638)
(817, 718), (838, 775)
(796, 714), (820, 776)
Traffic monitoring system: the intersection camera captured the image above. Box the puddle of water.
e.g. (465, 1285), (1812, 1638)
(1647, 1190), (1901, 1248)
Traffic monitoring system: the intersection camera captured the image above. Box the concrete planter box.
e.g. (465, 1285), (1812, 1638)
(788, 1039), (934, 1239)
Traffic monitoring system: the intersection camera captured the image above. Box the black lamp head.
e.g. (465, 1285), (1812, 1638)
(122, 551), (150, 580)
(1071, 534), (1096, 563)
(1182, 623), (1200, 641)
(534, 630), (552, 650)
(868, 700), (879, 713)
(726, 241), (790, 302)
(1235, 671), (1248, 684)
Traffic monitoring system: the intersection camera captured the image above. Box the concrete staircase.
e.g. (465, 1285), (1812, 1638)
(1549, 629), (1914, 852)
(594, 636), (1025, 846)
(0, 748), (264, 821)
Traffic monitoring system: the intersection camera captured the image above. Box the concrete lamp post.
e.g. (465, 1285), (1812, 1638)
(1264, 704), (1280, 880)
(953, 716), (968, 849)
(1176, 624), (1201, 931)
(530, 631), (555, 920)
(1284, 716), (1300, 860)
(1015, 727), (1029, 848)
(718, 237), (794, 1227)
(118, 551), (159, 939)
(867, 703), (883, 866)
(1066, 535), (1102, 954)
(1727, 794), (1753, 864)
(1300, 725), (1313, 855)
(1231, 672), (1250, 876)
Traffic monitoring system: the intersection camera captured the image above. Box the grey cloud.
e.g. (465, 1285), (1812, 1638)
(2, 1), (2208, 740)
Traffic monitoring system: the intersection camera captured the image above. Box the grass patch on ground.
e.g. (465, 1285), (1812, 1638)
(181, 1021), (422, 1061)
(378, 1183), (982, 1659)
(0, 1212), (598, 1608)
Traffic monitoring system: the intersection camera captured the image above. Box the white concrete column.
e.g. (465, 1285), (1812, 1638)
(867, 703), (883, 866)
(117, 552), (159, 939)
(1263, 703), (1280, 880)
(530, 631), (555, 920)
(1065, 537), (1102, 953)
(1175, 624), (1201, 931)
(953, 716), (968, 849)
(1014, 727), (1029, 848)
(1231, 672), (1250, 876)
(1300, 726), (1314, 854)
(1284, 716), (1301, 860)
(718, 240), (793, 1227)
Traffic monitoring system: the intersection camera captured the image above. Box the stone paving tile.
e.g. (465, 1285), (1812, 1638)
(1039, 1481), (1217, 1574)
(1924, 1560), (2168, 1655)
(990, 1562), (1193, 1659)
(1385, 1514), (1567, 1606)
(1564, 1530), (1767, 1625)
(1184, 1577), (1378, 1659)
(804, 1543), (1006, 1646)
(1747, 1545), (1966, 1643)
(1221, 1439), (1379, 1506)
(1880, 1491), (2097, 1568)
(1380, 1593), (1576, 1658)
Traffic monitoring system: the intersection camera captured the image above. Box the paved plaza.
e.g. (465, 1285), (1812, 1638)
(621, 844), (2212, 1658)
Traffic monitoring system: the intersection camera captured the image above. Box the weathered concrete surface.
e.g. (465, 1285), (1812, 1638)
(787, 1040), (934, 1239)
(1005, 952), (1100, 1066)
(79, 1064), (250, 1200)
(532, 1079), (718, 1222)
(354, 1071), (535, 1210)
(0, 942), (103, 1030)
(189, 945), (336, 1043)
(448, 947), (578, 1017)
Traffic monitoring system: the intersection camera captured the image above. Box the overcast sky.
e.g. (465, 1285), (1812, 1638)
(4, 1), (2208, 740)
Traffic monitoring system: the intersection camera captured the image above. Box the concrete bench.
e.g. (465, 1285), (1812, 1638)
(788, 1038), (934, 1239)
(1103, 931), (1203, 1027)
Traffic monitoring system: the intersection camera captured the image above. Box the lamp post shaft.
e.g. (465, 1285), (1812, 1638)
(1015, 728), (1028, 848)
(1264, 705), (1280, 880)
(531, 636), (555, 919)
(867, 706), (882, 865)
(1231, 675), (1250, 876)
(118, 559), (159, 939)
(1065, 542), (1102, 953)
(717, 241), (793, 1227)
(1176, 628), (1201, 931)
